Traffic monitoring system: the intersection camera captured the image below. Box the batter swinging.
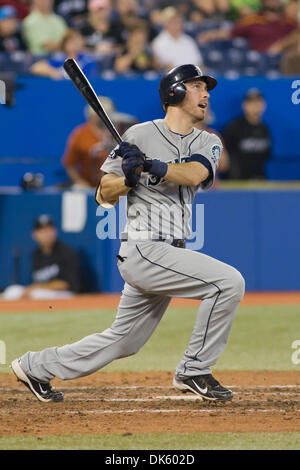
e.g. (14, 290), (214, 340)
(11, 65), (245, 402)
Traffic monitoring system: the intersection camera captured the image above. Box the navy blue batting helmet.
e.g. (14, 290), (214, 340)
(159, 64), (217, 110)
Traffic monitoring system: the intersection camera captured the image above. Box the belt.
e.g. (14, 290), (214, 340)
(121, 238), (186, 248)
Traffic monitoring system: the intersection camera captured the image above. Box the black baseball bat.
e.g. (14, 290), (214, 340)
(63, 58), (122, 144)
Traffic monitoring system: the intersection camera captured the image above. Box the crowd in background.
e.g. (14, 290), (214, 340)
(0, 0), (300, 76)
(0, 0), (298, 186)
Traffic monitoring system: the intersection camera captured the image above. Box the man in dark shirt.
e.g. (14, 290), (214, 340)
(28, 215), (82, 298)
(222, 89), (271, 180)
(222, 88), (271, 180)
(2, 215), (82, 300)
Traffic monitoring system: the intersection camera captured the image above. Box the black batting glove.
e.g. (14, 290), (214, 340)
(122, 148), (145, 188)
(143, 158), (168, 178)
(115, 142), (141, 158)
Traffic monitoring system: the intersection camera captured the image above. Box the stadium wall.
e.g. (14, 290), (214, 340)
(0, 189), (299, 293)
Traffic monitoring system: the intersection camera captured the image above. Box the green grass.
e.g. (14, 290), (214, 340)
(1, 304), (300, 373)
(0, 432), (300, 450)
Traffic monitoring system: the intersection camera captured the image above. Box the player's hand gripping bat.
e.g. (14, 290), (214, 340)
(63, 58), (144, 177)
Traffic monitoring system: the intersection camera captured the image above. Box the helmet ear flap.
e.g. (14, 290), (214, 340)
(168, 82), (187, 106)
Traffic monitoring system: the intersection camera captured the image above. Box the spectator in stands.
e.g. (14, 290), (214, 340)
(2, 215), (82, 300)
(197, 0), (299, 53)
(151, 7), (203, 70)
(222, 88), (271, 180)
(103, 0), (158, 51)
(0, 0), (30, 19)
(114, 20), (157, 73)
(63, 96), (137, 188)
(268, 0), (300, 54)
(229, 0), (261, 20)
(280, 30), (300, 74)
(0, 5), (27, 52)
(186, 0), (230, 23)
(54, 0), (88, 29)
(30, 28), (98, 79)
(80, 0), (120, 55)
(22, 0), (68, 55)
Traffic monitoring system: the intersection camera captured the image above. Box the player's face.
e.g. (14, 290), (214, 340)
(32, 226), (57, 248)
(243, 98), (266, 120)
(181, 80), (210, 123)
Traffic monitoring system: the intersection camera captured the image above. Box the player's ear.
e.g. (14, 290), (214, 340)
(168, 83), (187, 106)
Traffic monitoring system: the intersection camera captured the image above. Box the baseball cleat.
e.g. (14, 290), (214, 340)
(11, 358), (64, 403)
(173, 374), (234, 401)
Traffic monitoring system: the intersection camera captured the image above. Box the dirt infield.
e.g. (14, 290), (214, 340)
(1, 291), (300, 313)
(1, 371), (300, 436)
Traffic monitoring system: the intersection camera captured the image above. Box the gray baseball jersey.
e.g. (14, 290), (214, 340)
(101, 119), (223, 240)
(18, 118), (245, 387)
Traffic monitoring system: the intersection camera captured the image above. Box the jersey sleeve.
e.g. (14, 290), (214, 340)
(100, 125), (139, 176)
(192, 133), (223, 190)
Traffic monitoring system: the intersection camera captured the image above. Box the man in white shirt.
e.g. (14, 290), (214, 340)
(151, 7), (203, 70)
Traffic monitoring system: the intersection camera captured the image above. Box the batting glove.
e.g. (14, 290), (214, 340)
(115, 142), (140, 158)
(122, 150), (145, 188)
(143, 158), (168, 179)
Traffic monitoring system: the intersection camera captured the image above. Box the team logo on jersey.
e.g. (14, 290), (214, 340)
(108, 149), (117, 159)
(211, 145), (221, 164)
(148, 175), (162, 186)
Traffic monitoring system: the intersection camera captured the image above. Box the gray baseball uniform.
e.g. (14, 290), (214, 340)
(19, 119), (245, 383)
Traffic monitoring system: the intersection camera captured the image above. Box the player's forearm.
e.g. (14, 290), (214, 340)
(164, 162), (209, 186)
(96, 174), (130, 206)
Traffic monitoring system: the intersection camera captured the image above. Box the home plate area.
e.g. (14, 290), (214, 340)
(1, 370), (300, 436)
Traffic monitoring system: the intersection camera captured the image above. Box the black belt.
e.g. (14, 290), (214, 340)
(121, 238), (186, 248)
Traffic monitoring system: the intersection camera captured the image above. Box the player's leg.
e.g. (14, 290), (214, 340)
(118, 240), (245, 399)
(15, 283), (170, 385)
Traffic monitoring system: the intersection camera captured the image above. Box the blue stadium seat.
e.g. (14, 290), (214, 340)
(96, 54), (116, 73)
(230, 37), (249, 51)
(244, 51), (268, 75)
(223, 69), (241, 79)
(225, 48), (246, 68)
(263, 53), (282, 70)
(242, 66), (260, 76)
(203, 48), (226, 74)
(0, 52), (32, 75)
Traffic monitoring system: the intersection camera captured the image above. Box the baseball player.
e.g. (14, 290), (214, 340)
(11, 64), (245, 402)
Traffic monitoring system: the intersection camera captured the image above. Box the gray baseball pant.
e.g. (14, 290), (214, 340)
(20, 240), (245, 383)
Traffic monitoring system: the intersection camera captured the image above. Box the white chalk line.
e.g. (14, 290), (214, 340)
(1, 385), (300, 393)
(54, 384), (300, 391)
(3, 393), (300, 404)
(66, 408), (300, 415)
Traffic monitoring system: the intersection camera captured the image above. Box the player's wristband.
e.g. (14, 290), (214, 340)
(144, 159), (168, 178)
(189, 153), (213, 184)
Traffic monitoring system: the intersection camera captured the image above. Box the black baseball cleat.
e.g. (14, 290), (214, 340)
(173, 374), (234, 401)
(11, 358), (64, 403)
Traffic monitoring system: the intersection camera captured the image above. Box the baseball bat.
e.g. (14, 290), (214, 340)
(63, 58), (122, 144)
